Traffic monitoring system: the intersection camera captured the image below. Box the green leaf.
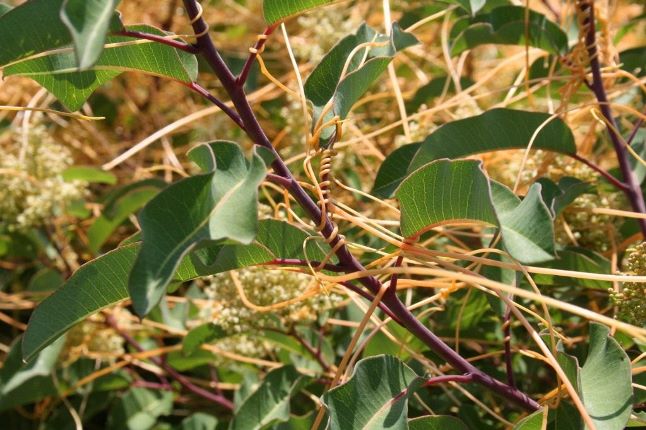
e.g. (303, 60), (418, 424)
(177, 413), (218, 430)
(230, 365), (309, 430)
(61, 0), (120, 69)
(406, 75), (474, 113)
(448, 0), (486, 16)
(620, 47), (646, 78)
(88, 179), (165, 253)
(537, 177), (593, 216)
(397, 160), (555, 263)
(451, 6), (568, 55)
(491, 182), (555, 264)
(0, 336), (65, 411)
(182, 323), (227, 356)
(22, 219), (320, 361)
(128, 142), (267, 317)
(4, 25), (197, 111)
(396, 159), (498, 238)
(62, 166), (117, 184)
(305, 23), (419, 146)
(22, 244), (139, 362)
(262, 0), (335, 24)
(107, 387), (173, 430)
(513, 410), (546, 429)
(0, 3), (12, 16)
(322, 355), (424, 430)
(533, 248), (611, 289)
(408, 416), (469, 430)
(0, 0), (70, 66)
(373, 108), (577, 198)
(579, 323), (633, 429)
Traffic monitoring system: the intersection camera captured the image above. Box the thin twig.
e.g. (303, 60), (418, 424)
(105, 314), (234, 411)
(113, 30), (198, 53)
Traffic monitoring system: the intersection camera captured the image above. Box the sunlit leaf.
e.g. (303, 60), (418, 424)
(4, 25), (197, 111)
(450, 6), (568, 55)
(61, 0), (121, 69)
(231, 365), (309, 430)
(322, 355), (425, 429)
(373, 109), (576, 198)
(305, 23), (418, 146)
(23, 219), (322, 361)
(262, 0), (337, 24)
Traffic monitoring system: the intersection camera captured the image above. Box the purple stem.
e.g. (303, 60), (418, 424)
(105, 314), (234, 411)
(181, 0), (539, 412)
(185, 82), (245, 129)
(423, 373), (474, 387)
(580, 1), (646, 236)
(571, 153), (628, 192)
(237, 24), (279, 86)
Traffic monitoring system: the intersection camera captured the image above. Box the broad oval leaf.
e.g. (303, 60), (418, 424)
(322, 355), (424, 430)
(450, 6), (568, 56)
(231, 365), (309, 430)
(579, 323), (633, 429)
(513, 410), (546, 429)
(4, 25), (197, 111)
(22, 219), (323, 361)
(373, 108), (577, 198)
(61, 0), (120, 69)
(128, 142), (267, 317)
(491, 182), (555, 264)
(263, 0), (336, 24)
(397, 159), (555, 264)
(305, 23), (419, 146)
(397, 159), (498, 237)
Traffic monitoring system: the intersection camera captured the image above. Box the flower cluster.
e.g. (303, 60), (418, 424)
(0, 126), (87, 232)
(203, 267), (341, 334)
(62, 313), (126, 364)
(488, 151), (625, 251)
(294, 8), (361, 64)
(610, 242), (646, 326)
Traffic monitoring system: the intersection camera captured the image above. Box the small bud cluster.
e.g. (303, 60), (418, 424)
(0, 126), (87, 232)
(488, 151), (624, 251)
(294, 8), (361, 64)
(62, 313), (127, 364)
(203, 267), (341, 335)
(610, 242), (646, 326)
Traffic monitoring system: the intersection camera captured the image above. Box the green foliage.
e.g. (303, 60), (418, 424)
(4, 25), (197, 111)
(579, 324), (633, 429)
(60, 0), (121, 69)
(230, 366), (309, 430)
(108, 387), (173, 430)
(62, 166), (117, 184)
(322, 355), (424, 429)
(128, 142), (267, 316)
(305, 23), (418, 146)
(397, 159), (555, 263)
(408, 416), (469, 430)
(372, 109), (577, 197)
(450, 6), (568, 55)
(262, 0), (336, 24)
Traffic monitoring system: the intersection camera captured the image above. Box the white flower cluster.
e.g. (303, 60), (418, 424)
(294, 8), (361, 64)
(62, 315), (126, 364)
(610, 242), (646, 326)
(0, 127), (87, 232)
(203, 267), (341, 334)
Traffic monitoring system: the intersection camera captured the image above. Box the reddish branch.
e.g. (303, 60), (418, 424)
(579, 0), (646, 236)
(105, 314), (234, 411)
(180, 0), (540, 412)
